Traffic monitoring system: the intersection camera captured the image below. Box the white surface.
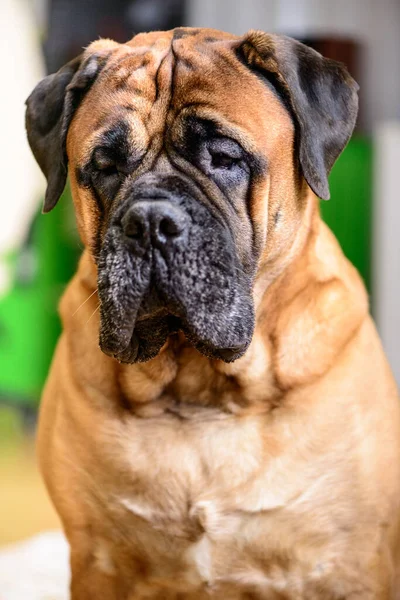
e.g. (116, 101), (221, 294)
(0, 0), (44, 257)
(373, 121), (400, 385)
(0, 531), (70, 600)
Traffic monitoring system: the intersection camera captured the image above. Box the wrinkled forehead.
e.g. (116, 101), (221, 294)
(68, 27), (292, 159)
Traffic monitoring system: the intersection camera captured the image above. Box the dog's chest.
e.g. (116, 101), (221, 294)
(113, 409), (268, 539)
(96, 409), (340, 598)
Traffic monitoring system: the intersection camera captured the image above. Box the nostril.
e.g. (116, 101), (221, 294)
(122, 210), (147, 240)
(124, 217), (144, 239)
(158, 216), (181, 238)
(120, 200), (187, 250)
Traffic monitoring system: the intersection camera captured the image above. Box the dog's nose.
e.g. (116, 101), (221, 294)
(121, 201), (187, 248)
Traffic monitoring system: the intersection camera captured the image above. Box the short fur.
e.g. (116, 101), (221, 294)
(26, 28), (400, 599)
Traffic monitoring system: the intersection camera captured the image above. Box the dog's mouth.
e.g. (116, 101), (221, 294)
(97, 232), (255, 364)
(100, 283), (179, 364)
(98, 277), (252, 364)
(97, 182), (256, 365)
(101, 307), (179, 364)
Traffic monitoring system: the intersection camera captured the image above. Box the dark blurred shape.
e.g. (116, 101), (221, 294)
(44, 0), (186, 73)
(300, 37), (359, 79)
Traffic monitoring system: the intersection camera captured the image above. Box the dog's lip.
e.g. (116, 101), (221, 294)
(100, 305), (248, 363)
(214, 346), (246, 361)
(99, 306), (181, 363)
(103, 328), (247, 364)
(188, 334), (249, 362)
(136, 306), (169, 322)
(98, 278), (253, 364)
(99, 331), (137, 360)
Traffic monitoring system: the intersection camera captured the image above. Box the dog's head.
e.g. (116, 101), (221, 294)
(26, 28), (358, 364)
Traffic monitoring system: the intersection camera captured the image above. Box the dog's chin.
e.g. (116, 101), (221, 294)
(99, 306), (253, 365)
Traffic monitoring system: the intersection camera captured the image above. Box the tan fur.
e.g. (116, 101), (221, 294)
(37, 28), (400, 599)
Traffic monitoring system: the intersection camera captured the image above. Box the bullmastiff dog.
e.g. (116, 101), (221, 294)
(26, 27), (400, 599)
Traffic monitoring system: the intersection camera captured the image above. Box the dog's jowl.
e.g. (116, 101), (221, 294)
(26, 28), (400, 599)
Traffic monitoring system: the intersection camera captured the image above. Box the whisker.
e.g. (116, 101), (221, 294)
(86, 304), (100, 325)
(72, 288), (98, 317)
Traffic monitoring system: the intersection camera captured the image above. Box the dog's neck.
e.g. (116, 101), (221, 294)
(65, 192), (367, 417)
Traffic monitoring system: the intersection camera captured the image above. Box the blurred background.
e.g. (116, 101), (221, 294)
(0, 0), (399, 560)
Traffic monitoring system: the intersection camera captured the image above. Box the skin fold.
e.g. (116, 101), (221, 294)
(26, 28), (400, 599)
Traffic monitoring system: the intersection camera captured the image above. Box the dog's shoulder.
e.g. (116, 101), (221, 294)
(269, 218), (369, 389)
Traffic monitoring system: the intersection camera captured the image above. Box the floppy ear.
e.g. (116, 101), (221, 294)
(25, 50), (112, 213)
(235, 31), (359, 200)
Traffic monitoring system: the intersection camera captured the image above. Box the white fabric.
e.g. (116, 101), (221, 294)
(0, 531), (70, 600)
(0, 0), (45, 295)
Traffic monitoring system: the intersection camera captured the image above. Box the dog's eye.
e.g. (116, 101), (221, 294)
(100, 164), (120, 177)
(93, 148), (120, 177)
(210, 151), (238, 170)
(207, 138), (244, 172)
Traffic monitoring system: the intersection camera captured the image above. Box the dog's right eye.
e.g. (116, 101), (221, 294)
(93, 148), (121, 178)
(98, 164), (119, 178)
(90, 148), (127, 206)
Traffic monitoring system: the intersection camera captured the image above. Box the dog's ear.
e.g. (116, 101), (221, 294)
(235, 31), (359, 200)
(26, 48), (114, 213)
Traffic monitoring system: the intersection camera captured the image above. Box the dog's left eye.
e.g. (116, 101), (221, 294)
(210, 151), (238, 170)
(207, 138), (245, 173)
